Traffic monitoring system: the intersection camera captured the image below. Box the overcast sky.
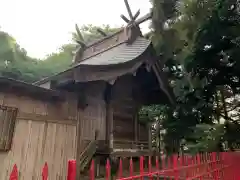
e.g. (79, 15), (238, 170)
(0, 0), (151, 58)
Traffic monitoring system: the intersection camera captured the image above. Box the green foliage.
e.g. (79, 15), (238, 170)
(139, 0), (240, 154)
(139, 105), (164, 123)
(185, 124), (225, 154)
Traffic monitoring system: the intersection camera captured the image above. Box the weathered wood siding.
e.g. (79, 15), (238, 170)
(112, 76), (137, 143)
(81, 82), (106, 141)
(138, 123), (148, 142)
(111, 75), (149, 148)
(0, 91), (77, 180)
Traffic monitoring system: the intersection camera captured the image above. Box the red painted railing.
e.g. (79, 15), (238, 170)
(9, 162), (49, 180)
(8, 152), (240, 180)
(68, 152), (240, 180)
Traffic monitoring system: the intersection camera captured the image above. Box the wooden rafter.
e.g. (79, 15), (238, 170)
(97, 28), (107, 37)
(75, 24), (86, 48)
(132, 9), (140, 21)
(120, 14), (130, 23)
(120, 0), (143, 27)
(133, 12), (152, 26)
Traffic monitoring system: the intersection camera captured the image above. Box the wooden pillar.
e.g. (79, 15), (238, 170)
(108, 103), (114, 149)
(76, 109), (83, 180)
(134, 112), (138, 143)
(106, 101), (113, 149)
(75, 92), (88, 180)
(148, 123), (152, 150)
(105, 83), (114, 150)
(96, 157), (100, 177)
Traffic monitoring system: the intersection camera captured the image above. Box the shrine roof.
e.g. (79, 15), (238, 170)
(76, 37), (150, 66)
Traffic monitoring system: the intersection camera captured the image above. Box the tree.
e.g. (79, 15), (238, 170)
(140, 0), (240, 154)
(0, 30), (41, 82)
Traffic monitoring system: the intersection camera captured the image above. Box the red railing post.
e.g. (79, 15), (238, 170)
(206, 153), (210, 180)
(155, 156), (159, 180)
(173, 155), (178, 180)
(118, 158), (123, 179)
(220, 152), (224, 180)
(197, 154), (202, 180)
(167, 156), (171, 177)
(184, 155), (189, 179)
(9, 164), (18, 180)
(130, 158), (133, 179)
(188, 155), (193, 179)
(140, 156), (144, 180)
(192, 155), (196, 178)
(90, 159), (95, 180)
(106, 159), (111, 180)
(67, 160), (76, 180)
(148, 156), (152, 180)
(230, 153), (235, 180)
(42, 162), (48, 180)
(179, 154), (183, 179)
(212, 152), (218, 180)
(161, 155), (166, 180)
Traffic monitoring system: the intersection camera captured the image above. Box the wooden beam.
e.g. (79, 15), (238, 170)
(133, 9), (140, 21)
(134, 12), (152, 26)
(120, 14), (130, 23)
(97, 28), (107, 37)
(124, 0), (134, 20)
(76, 40), (86, 48)
(148, 123), (152, 150)
(17, 112), (77, 125)
(152, 63), (175, 105)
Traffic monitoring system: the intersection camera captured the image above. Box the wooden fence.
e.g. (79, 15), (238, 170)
(8, 152), (240, 180)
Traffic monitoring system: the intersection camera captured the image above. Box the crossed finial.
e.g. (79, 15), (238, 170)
(120, 0), (140, 26)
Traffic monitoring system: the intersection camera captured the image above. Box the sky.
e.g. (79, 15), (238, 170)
(0, 0), (151, 59)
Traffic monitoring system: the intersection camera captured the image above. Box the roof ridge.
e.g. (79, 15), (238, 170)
(84, 29), (124, 49)
(80, 12), (152, 50)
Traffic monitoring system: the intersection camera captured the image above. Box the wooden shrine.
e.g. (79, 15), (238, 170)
(0, 1), (174, 179)
(34, 1), (174, 178)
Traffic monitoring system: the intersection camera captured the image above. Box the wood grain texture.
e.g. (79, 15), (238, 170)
(111, 75), (149, 148)
(0, 91), (77, 180)
(0, 119), (76, 180)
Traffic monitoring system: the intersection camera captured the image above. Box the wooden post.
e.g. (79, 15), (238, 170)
(96, 158), (100, 177)
(108, 103), (114, 149)
(134, 111), (138, 146)
(106, 101), (113, 149)
(76, 109), (83, 180)
(148, 123), (152, 150)
(105, 83), (114, 150)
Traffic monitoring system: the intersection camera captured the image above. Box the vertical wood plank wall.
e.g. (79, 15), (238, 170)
(0, 92), (77, 180)
(81, 82), (106, 141)
(111, 75), (149, 148)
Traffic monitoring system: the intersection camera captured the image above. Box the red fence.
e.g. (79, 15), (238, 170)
(68, 152), (240, 180)
(9, 163), (49, 180)
(8, 152), (240, 180)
